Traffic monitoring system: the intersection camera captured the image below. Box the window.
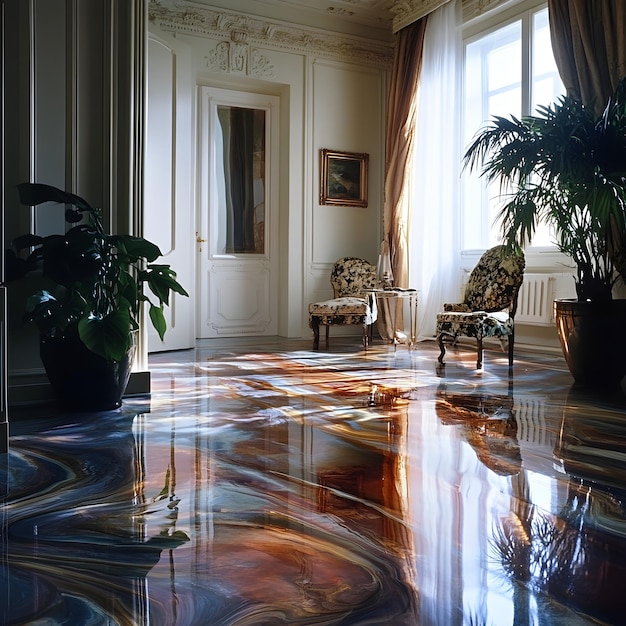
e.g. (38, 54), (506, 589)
(461, 4), (564, 250)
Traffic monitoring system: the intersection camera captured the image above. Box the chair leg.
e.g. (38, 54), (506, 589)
(476, 337), (483, 369)
(437, 334), (446, 364)
(508, 331), (514, 367)
(325, 325), (330, 348)
(363, 323), (375, 349)
(312, 320), (320, 349)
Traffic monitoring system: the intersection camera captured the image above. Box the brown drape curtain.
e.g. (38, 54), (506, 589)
(548, 0), (626, 115)
(383, 18), (429, 289)
(549, 0), (626, 286)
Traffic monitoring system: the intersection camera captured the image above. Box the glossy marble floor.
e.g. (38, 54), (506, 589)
(2, 337), (626, 625)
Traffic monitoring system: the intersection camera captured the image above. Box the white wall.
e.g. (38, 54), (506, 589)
(148, 1), (390, 340)
(308, 60), (385, 298)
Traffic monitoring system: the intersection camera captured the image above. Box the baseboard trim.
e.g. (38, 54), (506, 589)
(436, 336), (564, 357)
(8, 370), (151, 408)
(515, 342), (563, 356)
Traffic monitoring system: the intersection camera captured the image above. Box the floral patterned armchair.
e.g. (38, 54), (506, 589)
(436, 245), (525, 368)
(308, 257), (378, 349)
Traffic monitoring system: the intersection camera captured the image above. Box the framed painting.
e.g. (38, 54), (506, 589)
(319, 149), (368, 207)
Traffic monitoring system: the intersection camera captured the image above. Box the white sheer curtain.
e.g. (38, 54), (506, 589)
(409, 0), (462, 339)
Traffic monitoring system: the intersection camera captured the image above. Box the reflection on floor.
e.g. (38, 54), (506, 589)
(2, 337), (626, 625)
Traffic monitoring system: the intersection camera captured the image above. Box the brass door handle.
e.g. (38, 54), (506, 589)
(196, 232), (207, 243)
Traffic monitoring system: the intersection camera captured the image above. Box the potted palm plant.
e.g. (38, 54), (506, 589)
(463, 78), (626, 387)
(6, 182), (189, 409)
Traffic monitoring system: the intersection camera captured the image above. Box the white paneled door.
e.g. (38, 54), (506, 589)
(197, 87), (279, 338)
(145, 35), (195, 352)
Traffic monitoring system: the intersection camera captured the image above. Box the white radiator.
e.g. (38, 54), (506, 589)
(515, 274), (555, 326)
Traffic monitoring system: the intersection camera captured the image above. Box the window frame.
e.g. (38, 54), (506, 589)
(460, 0), (567, 264)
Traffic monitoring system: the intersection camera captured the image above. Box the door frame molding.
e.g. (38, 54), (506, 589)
(197, 86), (280, 338)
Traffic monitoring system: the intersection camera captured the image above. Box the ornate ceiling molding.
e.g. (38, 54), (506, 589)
(148, 0), (393, 70)
(390, 0), (449, 32)
(462, 0), (511, 22)
(389, 0), (513, 31)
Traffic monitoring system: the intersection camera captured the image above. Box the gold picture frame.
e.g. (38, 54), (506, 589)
(319, 148), (368, 207)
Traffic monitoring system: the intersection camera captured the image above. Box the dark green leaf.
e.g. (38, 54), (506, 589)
(25, 290), (57, 314)
(149, 304), (167, 341)
(78, 309), (132, 361)
(17, 183), (94, 212)
(13, 234), (44, 250)
(65, 209), (84, 223)
(144, 265), (189, 305)
(112, 235), (162, 262)
(4, 249), (37, 281)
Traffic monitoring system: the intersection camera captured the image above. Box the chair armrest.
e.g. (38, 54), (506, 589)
(443, 303), (471, 312)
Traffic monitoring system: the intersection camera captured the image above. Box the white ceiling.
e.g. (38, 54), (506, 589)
(191, 0), (395, 41)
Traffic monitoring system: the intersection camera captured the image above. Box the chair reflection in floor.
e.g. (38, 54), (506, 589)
(436, 245), (525, 369)
(436, 384), (522, 476)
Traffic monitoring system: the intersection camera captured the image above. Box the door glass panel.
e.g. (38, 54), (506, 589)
(215, 105), (266, 254)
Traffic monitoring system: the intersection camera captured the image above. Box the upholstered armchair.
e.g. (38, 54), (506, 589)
(436, 245), (525, 368)
(308, 257), (378, 349)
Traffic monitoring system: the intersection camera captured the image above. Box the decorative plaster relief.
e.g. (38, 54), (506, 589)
(249, 48), (274, 77)
(149, 0), (392, 69)
(205, 37), (275, 77)
(327, 7), (356, 17)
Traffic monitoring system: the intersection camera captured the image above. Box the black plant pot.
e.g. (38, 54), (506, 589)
(554, 298), (626, 388)
(40, 333), (136, 411)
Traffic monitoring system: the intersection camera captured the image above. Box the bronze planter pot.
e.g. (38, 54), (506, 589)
(554, 298), (626, 388)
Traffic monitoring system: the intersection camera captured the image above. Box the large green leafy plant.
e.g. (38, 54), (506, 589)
(463, 78), (626, 302)
(7, 183), (189, 361)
